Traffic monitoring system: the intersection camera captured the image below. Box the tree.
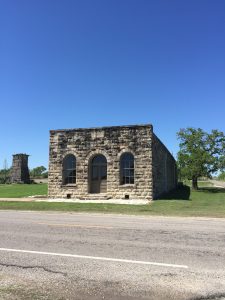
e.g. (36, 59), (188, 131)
(177, 128), (225, 190)
(218, 172), (225, 181)
(3, 159), (8, 182)
(0, 159), (10, 184)
(30, 166), (47, 178)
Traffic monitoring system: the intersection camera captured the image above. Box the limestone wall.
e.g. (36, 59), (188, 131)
(48, 125), (153, 200)
(152, 134), (177, 198)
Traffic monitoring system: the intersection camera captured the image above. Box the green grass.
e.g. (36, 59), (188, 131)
(0, 184), (47, 198)
(184, 180), (213, 188)
(0, 184), (224, 218)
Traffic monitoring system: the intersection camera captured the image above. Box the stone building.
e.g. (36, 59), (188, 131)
(11, 153), (30, 184)
(48, 124), (177, 200)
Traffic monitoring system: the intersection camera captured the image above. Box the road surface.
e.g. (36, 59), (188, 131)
(0, 211), (225, 299)
(211, 180), (225, 188)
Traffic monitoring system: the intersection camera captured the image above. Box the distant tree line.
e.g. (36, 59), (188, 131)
(218, 172), (225, 181)
(0, 159), (11, 183)
(29, 166), (48, 179)
(0, 161), (48, 184)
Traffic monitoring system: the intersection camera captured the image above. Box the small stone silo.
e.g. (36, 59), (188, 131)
(11, 154), (30, 183)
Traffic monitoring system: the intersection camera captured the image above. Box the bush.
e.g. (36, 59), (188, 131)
(218, 172), (225, 181)
(0, 176), (11, 184)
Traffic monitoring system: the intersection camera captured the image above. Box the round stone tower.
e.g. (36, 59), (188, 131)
(11, 154), (30, 183)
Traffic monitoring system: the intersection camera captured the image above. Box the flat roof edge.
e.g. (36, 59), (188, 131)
(50, 124), (153, 133)
(153, 133), (176, 162)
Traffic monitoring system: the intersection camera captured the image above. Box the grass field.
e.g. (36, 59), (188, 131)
(184, 180), (213, 188)
(0, 184), (47, 198)
(0, 183), (225, 217)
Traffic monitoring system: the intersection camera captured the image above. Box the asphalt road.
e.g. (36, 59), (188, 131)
(0, 211), (225, 300)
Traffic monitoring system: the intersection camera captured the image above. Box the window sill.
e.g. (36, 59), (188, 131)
(119, 184), (136, 188)
(61, 184), (77, 188)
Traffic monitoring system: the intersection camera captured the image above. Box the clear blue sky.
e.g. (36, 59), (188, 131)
(1, 0), (225, 169)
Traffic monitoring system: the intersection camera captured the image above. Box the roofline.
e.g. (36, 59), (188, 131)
(153, 133), (176, 162)
(12, 153), (30, 157)
(50, 124), (153, 133)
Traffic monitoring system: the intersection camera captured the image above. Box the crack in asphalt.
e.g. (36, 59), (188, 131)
(0, 262), (67, 276)
(190, 293), (225, 300)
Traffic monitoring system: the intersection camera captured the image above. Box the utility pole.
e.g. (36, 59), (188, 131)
(3, 159), (8, 183)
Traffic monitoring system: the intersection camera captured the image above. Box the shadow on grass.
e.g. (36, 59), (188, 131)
(197, 187), (225, 193)
(157, 185), (191, 201)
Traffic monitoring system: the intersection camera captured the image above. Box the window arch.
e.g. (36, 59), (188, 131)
(92, 154), (107, 166)
(120, 153), (134, 184)
(63, 154), (76, 184)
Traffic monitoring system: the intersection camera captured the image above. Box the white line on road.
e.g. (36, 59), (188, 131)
(0, 248), (188, 269)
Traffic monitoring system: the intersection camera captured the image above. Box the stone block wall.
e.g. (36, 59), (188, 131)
(48, 125), (153, 200)
(11, 154), (30, 184)
(152, 134), (177, 198)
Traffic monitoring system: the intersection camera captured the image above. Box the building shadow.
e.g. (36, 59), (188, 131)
(157, 185), (191, 200)
(155, 185), (225, 201)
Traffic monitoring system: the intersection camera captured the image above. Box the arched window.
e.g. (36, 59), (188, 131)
(63, 154), (76, 184)
(120, 153), (134, 184)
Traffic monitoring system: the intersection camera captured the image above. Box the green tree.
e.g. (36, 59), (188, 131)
(30, 166), (47, 178)
(0, 159), (11, 183)
(177, 128), (225, 190)
(218, 172), (225, 181)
